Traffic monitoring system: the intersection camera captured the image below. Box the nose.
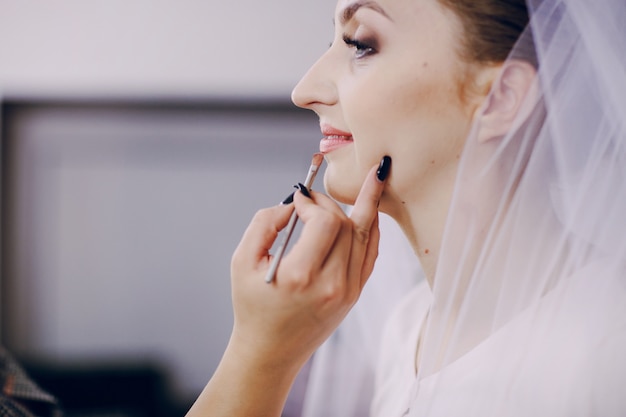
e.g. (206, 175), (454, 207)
(291, 50), (338, 110)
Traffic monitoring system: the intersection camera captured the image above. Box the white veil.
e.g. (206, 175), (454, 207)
(412, 0), (626, 415)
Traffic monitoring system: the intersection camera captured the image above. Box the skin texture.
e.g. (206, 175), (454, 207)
(185, 0), (532, 415)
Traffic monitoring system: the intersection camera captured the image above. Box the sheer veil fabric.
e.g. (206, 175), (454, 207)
(412, 0), (626, 414)
(301, 0), (626, 415)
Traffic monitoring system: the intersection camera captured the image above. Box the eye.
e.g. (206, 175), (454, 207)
(342, 34), (377, 59)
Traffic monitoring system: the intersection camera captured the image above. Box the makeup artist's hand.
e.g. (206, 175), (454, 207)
(186, 156), (390, 417)
(230, 157), (389, 367)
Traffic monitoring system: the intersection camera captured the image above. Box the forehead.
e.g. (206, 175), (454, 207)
(333, 0), (454, 28)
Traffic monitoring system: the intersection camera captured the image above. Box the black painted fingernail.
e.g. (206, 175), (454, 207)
(377, 156), (392, 182)
(297, 183), (312, 199)
(280, 191), (295, 205)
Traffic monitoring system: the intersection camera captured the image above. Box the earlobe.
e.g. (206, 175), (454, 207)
(475, 60), (537, 143)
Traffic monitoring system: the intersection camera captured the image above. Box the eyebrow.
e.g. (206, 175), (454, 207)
(339, 0), (392, 25)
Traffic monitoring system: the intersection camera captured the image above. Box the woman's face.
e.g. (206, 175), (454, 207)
(292, 0), (481, 212)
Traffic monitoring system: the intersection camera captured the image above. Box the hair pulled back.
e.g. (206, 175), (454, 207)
(439, 0), (534, 65)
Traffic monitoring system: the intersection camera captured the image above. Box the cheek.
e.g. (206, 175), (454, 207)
(394, 68), (462, 121)
(342, 82), (409, 164)
(326, 62), (470, 204)
(363, 71), (469, 190)
(345, 71), (443, 162)
(387, 66), (471, 145)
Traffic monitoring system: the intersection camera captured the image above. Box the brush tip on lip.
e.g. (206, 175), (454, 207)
(312, 152), (324, 166)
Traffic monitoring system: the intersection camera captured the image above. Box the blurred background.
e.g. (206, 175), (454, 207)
(0, 1), (334, 415)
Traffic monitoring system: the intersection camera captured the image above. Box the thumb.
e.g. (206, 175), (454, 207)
(234, 204), (295, 266)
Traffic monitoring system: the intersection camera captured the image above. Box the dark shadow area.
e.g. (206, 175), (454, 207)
(20, 358), (191, 417)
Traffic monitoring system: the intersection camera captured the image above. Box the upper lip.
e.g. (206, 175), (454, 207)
(321, 124), (353, 138)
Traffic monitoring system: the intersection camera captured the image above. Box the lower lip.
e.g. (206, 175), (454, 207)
(320, 136), (353, 154)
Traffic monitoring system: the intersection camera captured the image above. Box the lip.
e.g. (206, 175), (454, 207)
(320, 124), (354, 154)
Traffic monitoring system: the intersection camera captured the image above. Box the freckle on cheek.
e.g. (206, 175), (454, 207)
(425, 249), (430, 255)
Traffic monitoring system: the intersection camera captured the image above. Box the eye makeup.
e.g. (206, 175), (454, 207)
(343, 34), (378, 58)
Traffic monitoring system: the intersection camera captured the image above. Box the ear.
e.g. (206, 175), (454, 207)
(475, 60), (537, 143)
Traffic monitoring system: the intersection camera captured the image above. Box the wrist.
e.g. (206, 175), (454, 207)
(226, 330), (310, 381)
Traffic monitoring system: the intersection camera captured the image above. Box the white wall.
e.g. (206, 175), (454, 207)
(0, 0), (335, 98)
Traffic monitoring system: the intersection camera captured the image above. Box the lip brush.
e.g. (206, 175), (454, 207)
(265, 153), (325, 283)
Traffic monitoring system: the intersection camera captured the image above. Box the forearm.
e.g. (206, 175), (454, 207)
(186, 340), (303, 417)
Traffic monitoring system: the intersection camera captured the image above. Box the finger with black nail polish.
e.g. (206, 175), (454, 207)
(280, 191), (295, 205)
(377, 156), (392, 182)
(296, 183), (312, 199)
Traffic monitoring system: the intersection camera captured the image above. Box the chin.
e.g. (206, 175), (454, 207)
(323, 167), (361, 206)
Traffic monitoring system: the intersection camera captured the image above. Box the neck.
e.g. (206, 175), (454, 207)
(380, 164), (459, 287)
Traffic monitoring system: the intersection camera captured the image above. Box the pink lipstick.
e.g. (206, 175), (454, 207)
(320, 125), (353, 154)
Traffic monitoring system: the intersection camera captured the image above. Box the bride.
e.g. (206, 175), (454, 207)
(187, 0), (626, 415)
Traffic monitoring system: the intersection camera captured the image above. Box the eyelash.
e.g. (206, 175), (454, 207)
(342, 35), (377, 59)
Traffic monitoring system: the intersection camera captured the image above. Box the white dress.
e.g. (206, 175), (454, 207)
(372, 264), (626, 417)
